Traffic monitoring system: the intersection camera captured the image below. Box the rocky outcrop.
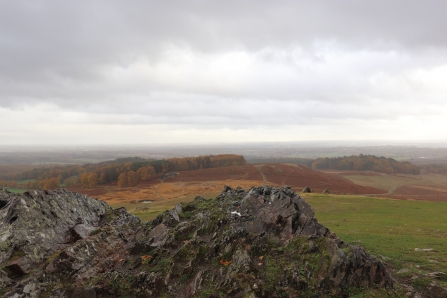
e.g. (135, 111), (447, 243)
(0, 189), (110, 279)
(0, 187), (398, 297)
(302, 186), (312, 193)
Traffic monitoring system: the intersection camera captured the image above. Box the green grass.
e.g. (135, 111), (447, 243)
(5, 188), (27, 194)
(129, 192), (447, 280)
(304, 193), (447, 289)
(111, 191), (222, 222)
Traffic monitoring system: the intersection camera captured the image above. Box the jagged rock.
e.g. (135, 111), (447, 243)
(0, 186), (398, 297)
(302, 186), (312, 193)
(427, 272), (446, 279)
(322, 188), (330, 194)
(0, 269), (13, 288)
(0, 189), (109, 265)
(184, 270), (203, 297)
(72, 224), (97, 240)
(426, 282), (447, 298)
(148, 223), (168, 246)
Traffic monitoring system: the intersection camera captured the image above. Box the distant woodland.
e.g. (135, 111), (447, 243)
(311, 155), (420, 174)
(4, 153), (447, 191)
(1, 154), (246, 189)
(246, 157), (314, 167)
(420, 164), (447, 175)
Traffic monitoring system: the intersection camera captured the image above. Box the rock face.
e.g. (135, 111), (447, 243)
(0, 186), (396, 297)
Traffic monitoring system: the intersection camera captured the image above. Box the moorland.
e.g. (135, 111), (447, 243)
(1, 145), (447, 295)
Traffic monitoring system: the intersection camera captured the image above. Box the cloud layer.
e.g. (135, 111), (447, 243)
(1, 0), (447, 144)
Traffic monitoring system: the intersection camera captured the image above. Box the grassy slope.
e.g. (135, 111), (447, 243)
(4, 188), (27, 194)
(304, 193), (447, 290)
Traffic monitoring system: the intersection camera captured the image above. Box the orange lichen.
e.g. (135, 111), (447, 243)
(141, 255), (152, 264)
(219, 259), (232, 266)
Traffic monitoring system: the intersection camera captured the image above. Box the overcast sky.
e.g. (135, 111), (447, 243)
(1, 1), (447, 145)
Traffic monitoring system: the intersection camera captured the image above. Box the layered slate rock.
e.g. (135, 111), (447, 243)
(0, 187), (397, 297)
(0, 189), (110, 278)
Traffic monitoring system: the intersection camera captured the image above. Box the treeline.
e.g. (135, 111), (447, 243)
(246, 157), (313, 167)
(14, 154), (246, 189)
(0, 165), (35, 180)
(0, 180), (19, 188)
(420, 164), (447, 175)
(311, 154), (420, 174)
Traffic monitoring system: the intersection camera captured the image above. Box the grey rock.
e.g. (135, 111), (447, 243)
(0, 189), (109, 272)
(0, 269), (13, 288)
(0, 186), (398, 297)
(426, 282), (447, 298)
(427, 272), (446, 279)
(148, 223), (168, 246)
(72, 224), (97, 240)
(302, 186), (312, 193)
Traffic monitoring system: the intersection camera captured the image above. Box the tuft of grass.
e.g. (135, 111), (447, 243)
(5, 188), (27, 194)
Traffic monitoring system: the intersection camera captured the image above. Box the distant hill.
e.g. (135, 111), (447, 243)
(311, 154), (420, 174)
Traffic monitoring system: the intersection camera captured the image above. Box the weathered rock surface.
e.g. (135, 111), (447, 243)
(0, 186), (401, 297)
(302, 186), (312, 193)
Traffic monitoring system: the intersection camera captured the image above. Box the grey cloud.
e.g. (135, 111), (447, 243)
(1, 0), (447, 143)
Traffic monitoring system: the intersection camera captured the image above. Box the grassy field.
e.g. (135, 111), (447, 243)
(304, 193), (447, 291)
(4, 187), (27, 194)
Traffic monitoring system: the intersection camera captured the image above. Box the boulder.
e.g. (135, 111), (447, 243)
(302, 186), (312, 193)
(426, 282), (447, 298)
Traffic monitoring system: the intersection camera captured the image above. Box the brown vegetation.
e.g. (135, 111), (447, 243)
(260, 164), (386, 194)
(339, 171), (447, 202)
(0, 165), (35, 180)
(69, 164), (387, 211)
(8, 154), (246, 190)
(421, 163), (447, 175)
(0, 180), (18, 188)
